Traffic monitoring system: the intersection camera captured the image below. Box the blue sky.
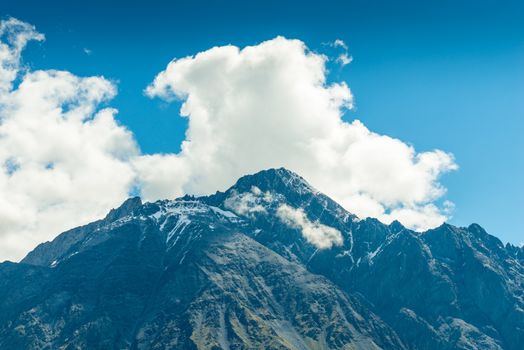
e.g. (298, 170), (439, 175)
(2, 0), (523, 245)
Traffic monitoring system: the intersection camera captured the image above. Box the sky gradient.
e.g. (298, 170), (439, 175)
(1, 0), (523, 246)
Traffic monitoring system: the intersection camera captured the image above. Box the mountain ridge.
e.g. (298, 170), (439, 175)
(4, 168), (524, 349)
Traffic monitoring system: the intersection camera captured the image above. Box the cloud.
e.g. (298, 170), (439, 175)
(326, 39), (352, 66)
(336, 53), (352, 66)
(0, 17), (44, 94)
(145, 36), (457, 231)
(333, 39), (348, 50)
(224, 186), (273, 216)
(0, 19), (457, 261)
(277, 204), (343, 249)
(0, 18), (138, 261)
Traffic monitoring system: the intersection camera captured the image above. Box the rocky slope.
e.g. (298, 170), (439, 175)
(1, 168), (522, 349)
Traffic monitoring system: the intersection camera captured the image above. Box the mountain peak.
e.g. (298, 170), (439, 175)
(104, 196), (143, 222)
(229, 167), (317, 196)
(388, 220), (406, 233)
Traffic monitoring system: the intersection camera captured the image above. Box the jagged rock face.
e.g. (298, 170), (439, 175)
(2, 168), (523, 349)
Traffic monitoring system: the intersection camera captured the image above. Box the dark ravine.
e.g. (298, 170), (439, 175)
(1, 168), (522, 349)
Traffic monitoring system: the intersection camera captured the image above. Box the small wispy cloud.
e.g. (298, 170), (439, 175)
(277, 204), (343, 249)
(326, 39), (352, 66)
(333, 39), (348, 50)
(336, 53), (353, 66)
(224, 186), (274, 217)
(83, 48), (92, 55)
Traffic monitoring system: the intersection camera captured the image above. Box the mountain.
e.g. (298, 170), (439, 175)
(1, 168), (523, 349)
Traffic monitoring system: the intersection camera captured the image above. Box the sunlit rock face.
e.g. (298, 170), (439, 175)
(1, 168), (522, 349)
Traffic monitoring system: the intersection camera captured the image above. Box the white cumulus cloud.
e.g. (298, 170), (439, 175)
(144, 36), (457, 231)
(277, 204), (343, 249)
(0, 18), (138, 261)
(0, 19), (458, 261)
